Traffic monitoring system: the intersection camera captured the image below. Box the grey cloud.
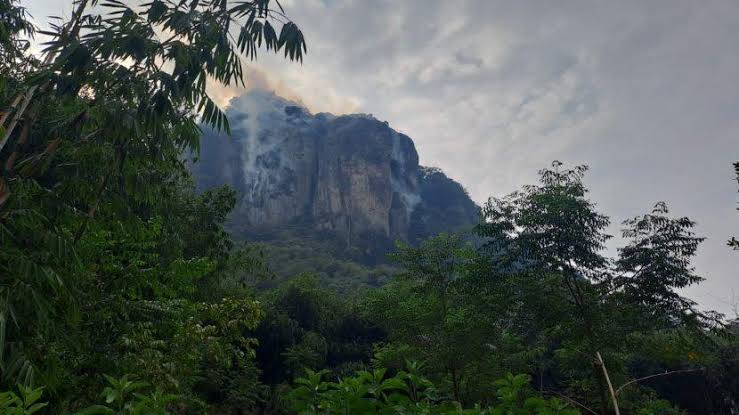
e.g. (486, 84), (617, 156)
(24, 0), (739, 315)
(454, 52), (484, 69)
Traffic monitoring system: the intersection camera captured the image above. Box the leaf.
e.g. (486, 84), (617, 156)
(263, 20), (277, 50)
(74, 405), (116, 415)
(27, 402), (49, 415)
(18, 384), (44, 405)
(146, 0), (168, 22)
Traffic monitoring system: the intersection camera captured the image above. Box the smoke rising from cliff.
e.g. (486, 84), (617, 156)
(391, 133), (421, 217)
(208, 66), (360, 115)
(225, 89), (303, 205)
(224, 89), (425, 221)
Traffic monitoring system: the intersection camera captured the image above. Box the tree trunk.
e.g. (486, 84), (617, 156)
(596, 351), (620, 415)
(450, 367), (461, 402)
(593, 362), (608, 415)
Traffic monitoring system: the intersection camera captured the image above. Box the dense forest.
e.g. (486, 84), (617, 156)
(0, 1), (737, 414)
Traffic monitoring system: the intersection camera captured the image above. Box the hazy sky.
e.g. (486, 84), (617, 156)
(25, 0), (739, 316)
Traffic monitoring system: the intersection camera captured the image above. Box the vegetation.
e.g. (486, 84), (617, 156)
(288, 369), (578, 415)
(0, 1), (736, 414)
(241, 229), (396, 292)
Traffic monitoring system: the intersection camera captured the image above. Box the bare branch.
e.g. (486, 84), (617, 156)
(615, 368), (705, 396)
(543, 390), (599, 415)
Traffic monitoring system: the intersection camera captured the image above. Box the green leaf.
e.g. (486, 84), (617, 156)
(74, 405), (116, 415)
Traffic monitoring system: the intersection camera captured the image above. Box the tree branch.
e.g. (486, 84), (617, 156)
(595, 351), (621, 415)
(615, 368), (704, 396)
(543, 390), (599, 415)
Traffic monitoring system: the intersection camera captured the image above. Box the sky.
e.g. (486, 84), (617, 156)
(25, 0), (739, 316)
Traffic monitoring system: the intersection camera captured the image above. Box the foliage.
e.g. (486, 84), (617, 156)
(478, 162), (611, 277)
(241, 228), (396, 292)
(367, 234), (498, 403)
(288, 368), (579, 415)
(0, 1), (735, 412)
(0, 0), (34, 74)
(0, 385), (47, 415)
(72, 374), (178, 415)
(469, 161), (725, 411)
(0, 0), (304, 412)
(612, 202), (716, 325)
(253, 275), (383, 389)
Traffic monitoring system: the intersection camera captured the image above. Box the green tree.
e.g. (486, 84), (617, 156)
(0, 0), (34, 79)
(389, 233), (474, 318)
(612, 202), (718, 326)
(0, 0), (306, 410)
(254, 275), (382, 389)
(476, 162), (614, 412)
(475, 162), (718, 414)
(370, 234), (496, 403)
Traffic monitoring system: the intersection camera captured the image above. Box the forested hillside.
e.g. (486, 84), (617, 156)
(0, 1), (737, 414)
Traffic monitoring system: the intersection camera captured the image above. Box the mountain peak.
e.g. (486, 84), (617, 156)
(226, 89), (309, 120)
(193, 92), (479, 262)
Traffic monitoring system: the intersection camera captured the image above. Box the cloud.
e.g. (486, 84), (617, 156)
(207, 66), (304, 109)
(24, 0), (739, 315)
(235, 0), (739, 315)
(208, 64), (361, 115)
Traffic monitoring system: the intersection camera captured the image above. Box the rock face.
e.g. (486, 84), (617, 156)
(192, 90), (479, 258)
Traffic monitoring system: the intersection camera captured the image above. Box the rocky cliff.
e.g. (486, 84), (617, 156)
(191, 90), (479, 260)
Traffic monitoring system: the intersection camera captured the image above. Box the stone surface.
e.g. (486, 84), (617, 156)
(191, 90), (479, 257)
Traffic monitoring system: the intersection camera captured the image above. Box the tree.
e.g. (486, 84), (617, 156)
(253, 275), (382, 389)
(0, 0), (34, 79)
(476, 162), (615, 412)
(0, 0), (307, 409)
(369, 234), (498, 403)
(389, 233), (474, 318)
(1, 0), (306, 218)
(612, 202), (716, 327)
(475, 162), (719, 414)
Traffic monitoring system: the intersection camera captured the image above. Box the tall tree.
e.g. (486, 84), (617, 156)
(476, 161), (614, 412)
(475, 162), (719, 414)
(612, 202), (714, 326)
(370, 234), (498, 403)
(0, 0), (307, 401)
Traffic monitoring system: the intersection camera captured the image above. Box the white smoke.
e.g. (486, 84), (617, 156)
(391, 132), (421, 218)
(226, 89), (308, 204)
(224, 88), (421, 220)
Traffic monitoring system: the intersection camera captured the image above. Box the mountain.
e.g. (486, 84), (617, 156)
(191, 90), (479, 264)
